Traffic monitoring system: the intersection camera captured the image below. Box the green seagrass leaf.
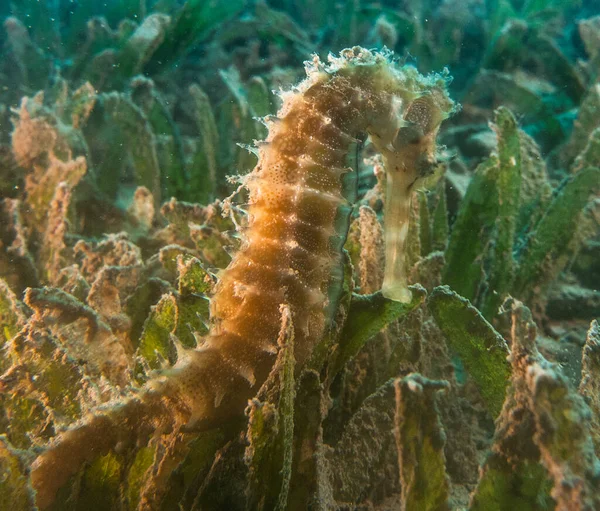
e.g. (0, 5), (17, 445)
(428, 286), (510, 418)
(514, 167), (600, 302)
(332, 285), (426, 377)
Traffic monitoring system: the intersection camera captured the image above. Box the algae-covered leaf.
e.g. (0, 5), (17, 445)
(136, 293), (178, 375)
(245, 305), (295, 511)
(9, 325), (90, 425)
(528, 362), (600, 511)
(579, 15), (600, 60)
(124, 434), (198, 511)
(485, 0), (518, 45)
(394, 374), (450, 511)
(159, 199), (207, 241)
(330, 380), (397, 503)
(126, 446), (156, 511)
(444, 106), (557, 315)
(24, 151), (87, 235)
(572, 126), (600, 173)
(307, 250), (354, 373)
(24, 287), (130, 387)
(125, 277), (171, 350)
(131, 78), (187, 199)
(114, 14), (172, 84)
(0, 279), (25, 349)
(509, 300), (600, 511)
(177, 255), (212, 297)
(562, 83), (600, 166)
(465, 70), (564, 152)
(533, 35), (585, 103)
(287, 369), (327, 510)
(1, 325), (92, 448)
(246, 76), (272, 126)
(418, 190), (432, 257)
(217, 66), (266, 175)
(443, 156), (499, 301)
(514, 167), (600, 302)
(175, 256), (211, 347)
(188, 84), (219, 204)
(158, 428), (227, 511)
(4, 14), (53, 89)
(356, 206), (385, 294)
(521, 0), (579, 16)
(76, 451), (124, 511)
(159, 245), (197, 275)
(332, 285), (426, 377)
(481, 107), (521, 319)
(100, 92), (161, 203)
(0, 436), (35, 511)
(147, 0), (245, 71)
(469, 299), (555, 511)
(39, 183), (73, 285)
(431, 183), (449, 253)
(516, 131), (552, 236)
(0, 200), (39, 293)
(428, 286), (511, 418)
(66, 82), (97, 129)
(580, 320), (600, 454)
(0, 394), (49, 450)
(470, 456), (554, 511)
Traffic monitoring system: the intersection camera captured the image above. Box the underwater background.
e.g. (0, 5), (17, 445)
(0, 0), (599, 510)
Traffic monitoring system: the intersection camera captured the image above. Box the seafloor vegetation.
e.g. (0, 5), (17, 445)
(0, 0), (599, 510)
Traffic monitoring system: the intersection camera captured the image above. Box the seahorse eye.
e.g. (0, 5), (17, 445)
(404, 96), (435, 134)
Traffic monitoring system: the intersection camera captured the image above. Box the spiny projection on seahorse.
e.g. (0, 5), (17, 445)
(29, 47), (455, 508)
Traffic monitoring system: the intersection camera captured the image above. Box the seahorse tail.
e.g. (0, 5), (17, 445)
(30, 388), (187, 509)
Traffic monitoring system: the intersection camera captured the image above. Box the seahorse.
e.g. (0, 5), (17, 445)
(29, 47), (454, 508)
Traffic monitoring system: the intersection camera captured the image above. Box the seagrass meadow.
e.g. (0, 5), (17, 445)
(0, 1), (599, 510)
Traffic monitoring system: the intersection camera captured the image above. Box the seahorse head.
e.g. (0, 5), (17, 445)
(367, 70), (454, 301)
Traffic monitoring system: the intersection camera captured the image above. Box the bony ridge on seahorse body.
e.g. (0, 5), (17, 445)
(29, 46), (454, 508)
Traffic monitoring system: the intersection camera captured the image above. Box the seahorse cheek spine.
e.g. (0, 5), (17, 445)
(161, 48), (454, 427)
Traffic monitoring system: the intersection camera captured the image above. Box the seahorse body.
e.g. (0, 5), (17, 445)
(30, 47), (454, 508)
(164, 47), (453, 426)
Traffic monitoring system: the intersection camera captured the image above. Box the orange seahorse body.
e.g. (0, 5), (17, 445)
(30, 47), (454, 508)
